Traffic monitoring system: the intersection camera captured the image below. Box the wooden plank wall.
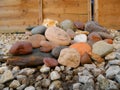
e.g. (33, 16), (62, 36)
(94, 0), (120, 29)
(0, 0), (40, 33)
(42, 0), (91, 23)
(0, 0), (90, 33)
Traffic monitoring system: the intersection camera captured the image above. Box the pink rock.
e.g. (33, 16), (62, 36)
(9, 41), (32, 55)
(43, 57), (58, 67)
(40, 41), (53, 52)
(45, 27), (71, 46)
(28, 34), (46, 48)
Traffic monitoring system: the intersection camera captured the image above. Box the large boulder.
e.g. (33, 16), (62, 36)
(45, 27), (71, 46)
(58, 48), (80, 68)
(9, 41), (32, 55)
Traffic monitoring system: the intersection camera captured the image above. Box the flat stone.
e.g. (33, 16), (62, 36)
(31, 25), (46, 35)
(92, 41), (114, 57)
(0, 70), (14, 84)
(106, 65), (120, 79)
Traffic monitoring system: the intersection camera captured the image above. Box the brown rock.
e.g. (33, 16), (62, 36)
(58, 48), (80, 68)
(43, 57), (58, 67)
(7, 49), (53, 67)
(45, 27), (71, 46)
(81, 52), (92, 65)
(27, 34), (46, 48)
(104, 39), (113, 44)
(74, 21), (85, 30)
(40, 41), (53, 52)
(9, 41), (32, 55)
(88, 32), (102, 42)
(66, 29), (75, 39)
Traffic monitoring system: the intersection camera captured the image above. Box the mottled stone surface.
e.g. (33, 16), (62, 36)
(45, 27), (71, 46)
(58, 48), (80, 68)
(9, 41), (32, 55)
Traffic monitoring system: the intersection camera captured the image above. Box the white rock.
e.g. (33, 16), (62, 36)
(108, 60), (120, 65)
(40, 65), (50, 73)
(50, 71), (60, 80)
(3, 87), (9, 90)
(16, 84), (26, 90)
(106, 66), (120, 79)
(84, 64), (96, 71)
(36, 75), (43, 81)
(0, 66), (8, 74)
(24, 86), (35, 90)
(19, 68), (35, 75)
(60, 66), (65, 71)
(73, 83), (81, 90)
(78, 76), (92, 84)
(74, 34), (87, 42)
(0, 70), (14, 84)
(105, 52), (117, 60)
(108, 80), (119, 90)
(55, 66), (61, 72)
(9, 80), (20, 88)
(115, 74), (120, 84)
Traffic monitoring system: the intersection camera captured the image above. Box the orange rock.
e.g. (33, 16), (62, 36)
(89, 52), (104, 63)
(104, 39), (113, 44)
(70, 42), (92, 56)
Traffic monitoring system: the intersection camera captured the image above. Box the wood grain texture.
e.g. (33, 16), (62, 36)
(94, 0), (120, 29)
(0, 0), (40, 33)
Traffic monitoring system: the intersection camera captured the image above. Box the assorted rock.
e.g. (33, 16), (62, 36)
(0, 20), (120, 89)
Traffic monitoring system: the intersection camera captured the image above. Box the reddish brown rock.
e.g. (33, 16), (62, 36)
(70, 42), (92, 56)
(28, 34), (46, 48)
(81, 52), (92, 65)
(40, 41), (53, 52)
(9, 41), (32, 55)
(43, 57), (58, 67)
(74, 21), (85, 30)
(104, 39), (113, 44)
(45, 27), (71, 46)
(88, 32), (102, 42)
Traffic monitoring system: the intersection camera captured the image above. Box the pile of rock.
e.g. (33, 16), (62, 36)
(0, 19), (120, 90)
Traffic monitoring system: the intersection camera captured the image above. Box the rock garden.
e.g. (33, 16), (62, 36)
(0, 19), (120, 90)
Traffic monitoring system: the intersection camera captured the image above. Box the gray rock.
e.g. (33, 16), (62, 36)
(82, 83), (94, 90)
(9, 80), (20, 88)
(116, 53), (120, 59)
(16, 84), (26, 90)
(31, 26), (46, 34)
(19, 68), (36, 76)
(92, 41), (114, 57)
(60, 19), (74, 30)
(106, 65), (120, 79)
(108, 60), (120, 65)
(40, 65), (50, 73)
(24, 86), (35, 90)
(36, 75), (43, 81)
(107, 80), (119, 90)
(105, 52), (117, 60)
(84, 64), (96, 71)
(3, 87), (9, 90)
(72, 83), (81, 90)
(115, 74), (120, 84)
(49, 80), (62, 90)
(50, 71), (60, 80)
(51, 46), (68, 58)
(16, 75), (27, 85)
(0, 70), (14, 84)
(41, 79), (51, 88)
(0, 84), (5, 90)
(91, 68), (104, 77)
(78, 76), (93, 84)
(0, 66), (8, 74)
